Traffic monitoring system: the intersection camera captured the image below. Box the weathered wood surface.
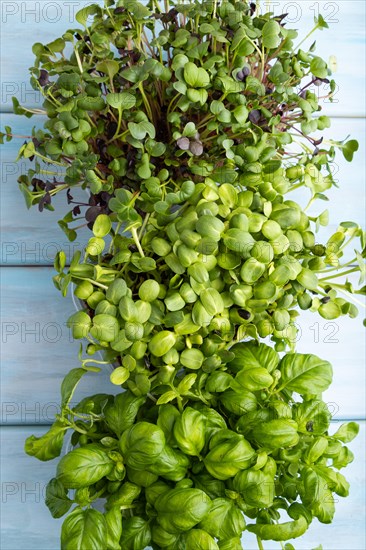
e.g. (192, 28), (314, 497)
(1, 1), (365, 116)
(1, 423), (365, 550)
(0, 267), (116, 425)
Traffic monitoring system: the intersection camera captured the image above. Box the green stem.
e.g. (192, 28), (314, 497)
(329, 287), (366, 308)
(74, 48), (83, 74)
(131, 227), (145, 257)
(138, 213), (150, 240)
(138, 83), (154, 122)
(293, 24), (320, 51)
(256, 536), (264, 550)
(34, 151), (67, 167)
(74, 277), (108, 290)
(319, 258), (358, 274)
(319, 267), (359, 282)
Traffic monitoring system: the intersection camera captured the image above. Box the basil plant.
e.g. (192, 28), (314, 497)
(26, 342), (359, 550)
(0, 0), (363, 548)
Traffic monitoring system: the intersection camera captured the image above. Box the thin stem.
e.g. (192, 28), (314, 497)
(131, 227), (145, 257)
(138, 83), (154, 122)
(319, 267), (359, 282)
(256, 536), (265, 550)
(73, 277), (108, 290)
(74, 48), (83, 74)
(293, 23), (320, 51)
(138, 213), (150, 240)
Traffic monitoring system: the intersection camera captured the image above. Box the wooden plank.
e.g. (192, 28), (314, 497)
(0, 114), (89, 265)
(0, 267), (116, 425)
(0, 1), (365, 116)
(1, 422), (365, 549)
(1, 268), (365, 424)
(1, 113), (365, 265)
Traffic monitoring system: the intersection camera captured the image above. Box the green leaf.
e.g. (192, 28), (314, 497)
(93, 214), (112, 238)
(110, 366), (130, 385)
(104, 392), (146, 437)
(45, 478), (73, 519)
(128, 121), (156, 140)
(199, 498), (245, 540)
(75, 4), (101, 27)
(310, 56), (328, 79)
(61, 508), (107, 550)
(229, 341), (279, 373)
(57, 444), (114, 488)
(332, 421), (359, 443)
(120, 517), (151, 550)
(156, 390), (178, 405)
(279, 353), (333, 394)
(184, 62), (210, 88)
(25, 421), (67, 461)
(106, 92), (136, 110)
(61, 368), (86, 408)
(96, 59), (120, 81)
(105, 507), (123, 550)
(47, 38), (65, 53)
(173, 408), (206, 456)
(262, 20), (281, 49)
(342, 139), (359, 162)
(233, 105), (249, 124)
(155, 488), (211, 534)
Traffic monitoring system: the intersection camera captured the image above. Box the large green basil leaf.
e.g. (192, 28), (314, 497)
(120, 517), (151, 550)
(253, 419), (299, 450)
(45, 478), (73, 519)
(293, 399), (331, 434)
(152, 524), (179, 547)
(185, 529), (219, 549)
(279, 353), (333, 394)
(235, 366), (273, 391)
(157, 404), (180, 445)
(247, 516), (308, 541)
(119, 422), (166, 470)
(104, 391), (146, 437)
(61, 508), (107, 550)
(106, 482), (141, 510)
(204, 430), (255, 480)
(173, 407), (206, 456)
(228, 341), (279, 373)
(218, 537), (243, 550)
(155, 488), (211, 534)
(25, 421), (68, 461)
(57, 444), (114, 488)
(148, 446), (189, 481)
(105, 506), (122, 550)
(199, 498), (245, 539)
(332, 421), (359, 443)
(220, 390), (257, 416)
(300, 467), (335, 523)
(233, 469), (275, 508)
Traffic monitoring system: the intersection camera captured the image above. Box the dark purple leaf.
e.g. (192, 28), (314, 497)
(38, 70), (49, 87)
(85, 206), (102, 223)
(248, 110), (261, 124)
(177, 137), (190, 151)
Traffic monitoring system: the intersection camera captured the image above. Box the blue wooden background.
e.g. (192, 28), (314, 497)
(0, 1), (365, 548)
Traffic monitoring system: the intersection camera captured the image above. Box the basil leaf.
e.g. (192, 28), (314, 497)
(279, 353), (333, 394)
(57, 444), (114, 488)
(45, 478), (73, 519)
(25, 421), (67, 461)
(229, 341), (279, 373)
(61, 507), (107, 550)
